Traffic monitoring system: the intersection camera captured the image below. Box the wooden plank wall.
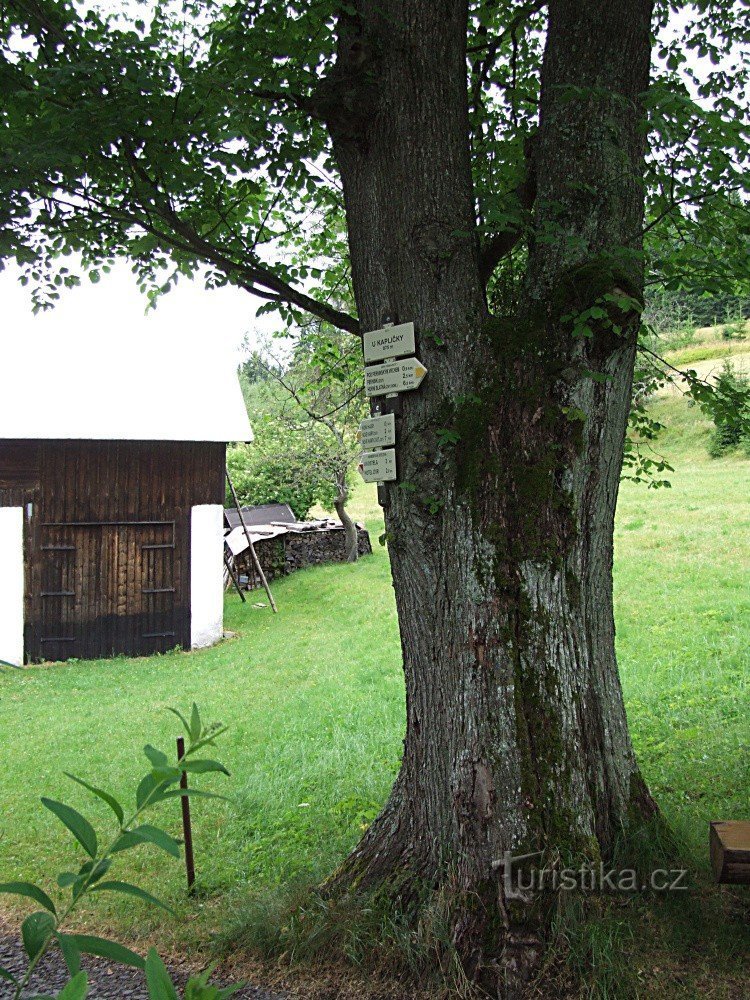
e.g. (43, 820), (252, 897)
(0, 442), (41, 508)
(0, 440), (225, 662)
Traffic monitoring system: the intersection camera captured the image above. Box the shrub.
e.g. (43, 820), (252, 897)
(707, 361), (750, 457)
(227, 418), (340, 519)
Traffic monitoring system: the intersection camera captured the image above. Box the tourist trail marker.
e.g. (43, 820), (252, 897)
(359, 448), (397, 483)
(359, 413), (396, 450)
(364, 357), (428, 397)
(360, 320), (423, 491)
(363, 321), (416, 363)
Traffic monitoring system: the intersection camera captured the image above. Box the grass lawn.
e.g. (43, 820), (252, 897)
(0, 384), (748, 996)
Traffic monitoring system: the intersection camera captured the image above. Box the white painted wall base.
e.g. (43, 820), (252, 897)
(0, 507), (24, 667)
(190, 504), (224, 649)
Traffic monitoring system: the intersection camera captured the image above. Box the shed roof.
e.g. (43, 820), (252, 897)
(0, 343), (253, 443)
(225, 503), (298, 529)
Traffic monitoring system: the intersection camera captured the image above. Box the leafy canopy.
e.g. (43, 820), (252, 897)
(1, 0), (748, 326)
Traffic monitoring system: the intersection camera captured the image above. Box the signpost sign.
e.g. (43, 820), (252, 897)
(359, 413), (396, 450)
(364, 358), (427, 397)
(359, 448), (397, 483)
(363, 321), (416, 364)
(359, 320), (424, 489)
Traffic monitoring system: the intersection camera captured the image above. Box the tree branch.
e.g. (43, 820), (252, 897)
(119, 141), (360, 334)
(478, 133), (538, 287)
(467, 1), (547, 55)
(469, 0), (547, 113)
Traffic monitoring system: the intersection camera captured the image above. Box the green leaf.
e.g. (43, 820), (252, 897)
(64, 773), (124, 825)
(136, 772), (170, 809)
(0, 965), (18, 984)
(56, 972), (89, 999)
(185, 727), (228, 756)
(129, 824), (181, 858)
(75, 858), (112, 890)
(180, 759), (230, 777)
(144, 745), (169, 769)
(145, 948), (179, 1000)
(166, 707), (191, 739)
(56, 933), (82, 976)
(189, 703), (201, 742)
(110, 831), (148, 853)
(68, 935), (145, 970)
(41, 799), (98, 859)
(91, 881), (175, 914)
(153, 766), (182, 784)
(0, 881), (57, 915)
(22, 911), (56, 960)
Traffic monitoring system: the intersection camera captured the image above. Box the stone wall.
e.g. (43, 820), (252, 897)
(239, 524), (372, 588)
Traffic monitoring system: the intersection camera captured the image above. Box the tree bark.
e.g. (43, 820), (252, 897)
(334, 473), (359, 563)
(319, 0), (657, 989)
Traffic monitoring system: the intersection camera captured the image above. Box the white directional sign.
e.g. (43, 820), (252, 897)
(359, 448), (397, 483)
(364, 357), (427, 398)
(363, 322), (416, 364)
(359, 413), (396, 450)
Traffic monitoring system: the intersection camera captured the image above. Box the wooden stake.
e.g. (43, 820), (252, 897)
(177, 736), (196, 893)
(225, 468), (278, 613)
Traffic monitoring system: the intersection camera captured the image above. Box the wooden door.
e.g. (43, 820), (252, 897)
(27, 521), (186, 662)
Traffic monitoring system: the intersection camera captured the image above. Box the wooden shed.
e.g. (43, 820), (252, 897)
(0, 360), (252, 665)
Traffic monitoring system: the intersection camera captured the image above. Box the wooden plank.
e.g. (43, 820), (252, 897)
(710, 821), (750, 884)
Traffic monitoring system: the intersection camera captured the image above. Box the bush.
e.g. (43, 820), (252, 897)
(227, 417), (340, 520)
(721, 320), (747, 340)
(707, 361), (750, 457)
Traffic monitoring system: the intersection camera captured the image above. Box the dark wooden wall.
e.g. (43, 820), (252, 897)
(0, 441), (41, 507)
(0, 440), (225, 662)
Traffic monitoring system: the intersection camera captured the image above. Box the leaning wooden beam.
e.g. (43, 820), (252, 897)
(224, 549), (246, 602)
(225, 468), (278, 614)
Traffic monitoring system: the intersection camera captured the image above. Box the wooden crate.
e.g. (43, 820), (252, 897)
(710, 821), (750, 884)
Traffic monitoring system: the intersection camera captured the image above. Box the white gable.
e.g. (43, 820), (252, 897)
(0, 331), (253, 443)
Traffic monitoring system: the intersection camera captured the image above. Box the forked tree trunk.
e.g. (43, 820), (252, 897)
(334, 473), (359, 563)
(320, 0), (656, 988)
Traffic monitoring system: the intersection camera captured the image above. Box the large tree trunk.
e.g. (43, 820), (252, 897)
(320, 0), (656, 988)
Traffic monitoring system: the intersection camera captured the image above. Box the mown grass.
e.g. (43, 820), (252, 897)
(0, 389), (748, 997)
(655, 317), (749, 368)
(662, 341), (749, 367)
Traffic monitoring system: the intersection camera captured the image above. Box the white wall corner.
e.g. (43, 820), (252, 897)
(0, 507), (24, 667)
(190, 504), (225, 650)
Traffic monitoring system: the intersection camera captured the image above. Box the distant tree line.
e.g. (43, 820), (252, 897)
(645, 291), (750, 335)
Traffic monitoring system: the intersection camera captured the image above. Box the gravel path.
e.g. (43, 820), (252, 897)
(0, 930), (287, 999)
